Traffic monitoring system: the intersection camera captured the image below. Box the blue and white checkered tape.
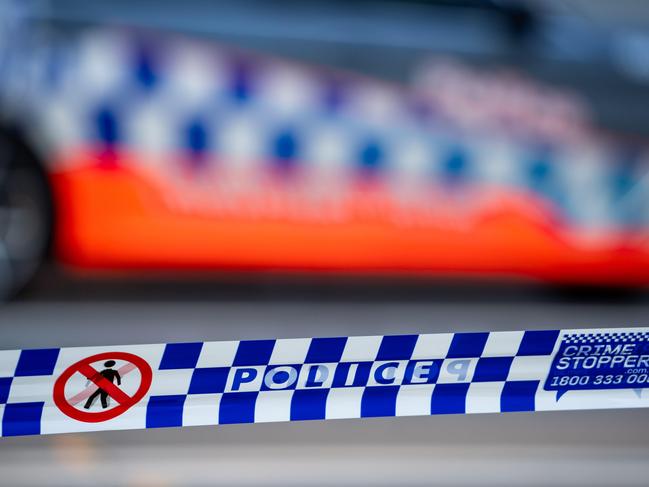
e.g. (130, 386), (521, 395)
(7, 28), (649, 231)
(2, 327), (649, 437)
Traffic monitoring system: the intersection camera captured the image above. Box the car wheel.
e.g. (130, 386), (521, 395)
(0, 131), (53, 299)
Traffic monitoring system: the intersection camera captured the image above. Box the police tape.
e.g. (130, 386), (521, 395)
(2, 327), (649, 437)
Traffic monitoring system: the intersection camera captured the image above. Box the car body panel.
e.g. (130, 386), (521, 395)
(3, 26), (648, 284)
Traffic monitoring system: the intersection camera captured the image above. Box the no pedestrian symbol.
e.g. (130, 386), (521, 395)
(53, 352), (152, 423)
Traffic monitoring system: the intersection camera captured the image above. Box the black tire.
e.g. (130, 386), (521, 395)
(0, 129), (53, 299)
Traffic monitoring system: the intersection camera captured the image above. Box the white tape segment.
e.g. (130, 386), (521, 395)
(2, 327), (649, 437)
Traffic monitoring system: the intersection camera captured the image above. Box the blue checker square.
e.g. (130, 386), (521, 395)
(159, 342), (203, 370)
(0, 378), (12, 404)
(323, 80), (345, 111)
(233, 340), (275, 366)
(2, 402), (44, 436)
(305, 337), (347, 363)
(230, 61), (253, 102)
(431, 383), (470, 415)
(15, 349), (59, 377)
(291, 389), (329, 421)
(95, 106), (120, 146)
(134, 45), (158, 91)
(146, 395), (186, 428)
(361, 385), (400, 418)
(219, 392), (258, 424)
(501, 380), (538, 412)
(358, 140), (384, 175)
(273, 130), (299, 162)
(189, 367), (229, 394)
(185, 117), (209, 155)
(332, 362), (372, 388)
(473, 357), (513, 382)
(443, 146), (469, 183)
(404, 359), (442, 385)
(518, 330), (560, 356)
(446, 332), (489, 358)
(376, 335), (418, 361)
(261, 365), (302, 391)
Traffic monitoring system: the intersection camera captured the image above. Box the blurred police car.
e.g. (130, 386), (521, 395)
(0, 0), (647, 297)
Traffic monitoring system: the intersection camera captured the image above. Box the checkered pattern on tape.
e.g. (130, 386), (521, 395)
(144, 330), (559, 428)
(563, 332), (649, 344)
(0, 348), (59, 437)
(0, 330), (561, 434)
(20, 29), (649, 230)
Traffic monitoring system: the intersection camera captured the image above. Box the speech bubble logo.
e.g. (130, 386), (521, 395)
(543, 332), (649, 401)
(555, 388), (569, 400)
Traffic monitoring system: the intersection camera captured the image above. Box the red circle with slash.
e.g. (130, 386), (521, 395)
(53, 352), (153, 423)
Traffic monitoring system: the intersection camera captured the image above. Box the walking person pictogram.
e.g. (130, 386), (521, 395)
(54, 351), (152, 423)
(83, 360), (121, 409)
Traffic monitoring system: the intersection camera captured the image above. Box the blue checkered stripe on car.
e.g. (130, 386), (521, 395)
(145, 330), (560, 429)
(24, 29), (649, 231)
